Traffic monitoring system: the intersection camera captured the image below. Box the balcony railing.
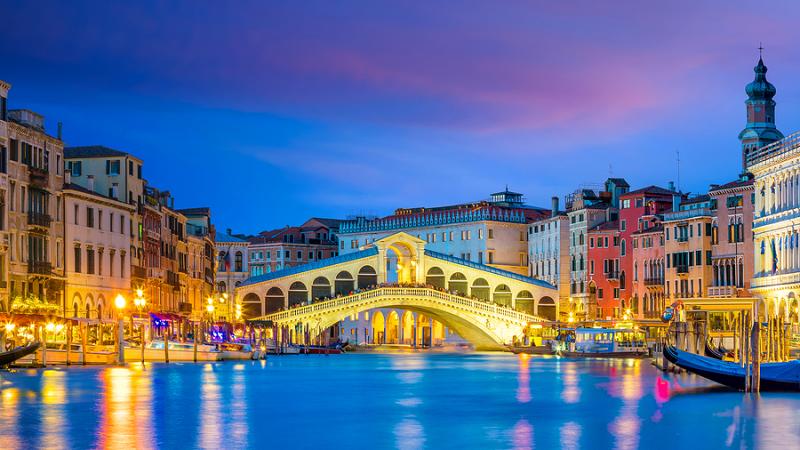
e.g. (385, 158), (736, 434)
(28, 166), (49, 186)
(604, 271), (619, 280)
(27, 212), (52, 228)
(664, 208), (713, 221)
(132, 265), (147, 279)
(178, 302), (193, 313)
(28, 261), (52, 275)
(676, 236), (689, 242)
(708, 286), (737, 298)
(676, 264), (689, 274)
(644, 277), (663, 286)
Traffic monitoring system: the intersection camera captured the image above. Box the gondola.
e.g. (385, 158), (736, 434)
(0, 342), (41, 367)
(664, 345), (800, 392)
(704, 339), (726, 360)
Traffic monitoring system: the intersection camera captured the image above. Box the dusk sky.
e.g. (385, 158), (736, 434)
(3, 1), (800, 234)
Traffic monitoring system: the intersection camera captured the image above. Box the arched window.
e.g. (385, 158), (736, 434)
(234, 251), (243, 272)
(621, 239), (626, 256)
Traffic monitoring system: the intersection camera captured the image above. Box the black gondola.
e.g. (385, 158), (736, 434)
(664, 345), (800, 392)
(0, 342), (41, 367)
(704, 339), (726, 360)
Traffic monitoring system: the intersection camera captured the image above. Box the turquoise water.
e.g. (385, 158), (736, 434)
(0, 353), (798, 449)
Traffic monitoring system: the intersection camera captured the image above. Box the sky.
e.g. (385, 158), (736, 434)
(3, 1), (800, 234)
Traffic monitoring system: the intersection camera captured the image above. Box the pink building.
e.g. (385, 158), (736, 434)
(708, 176), (754, 297)
(587, 221), (620, 318)
(631, 222), (665, 319)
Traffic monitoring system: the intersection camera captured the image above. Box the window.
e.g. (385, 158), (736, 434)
(621, 239), (626, 256)
(120, 215), (125, 234)
(106, 159), (121, 175)
(488, 229), (494, 239)
(74, 247), (81, 273)
(86, 207), (94, 228)
(621, 199), (631, 209)
(128, 160), (134, 176)
(71, 161), (82, 177)
(0, 145), (6, 174)
(478, 229), (484, 239)
(234, 251), (243, 272)
(87, 248), (95, 274)
(98, 211), (103, 230)
(590, 238), (594, 248)
(620, 220), (626, 231)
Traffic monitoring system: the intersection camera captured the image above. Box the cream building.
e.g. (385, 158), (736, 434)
(528, 197), (570, 319)
(0, 81), (9, 310)
(63, 183), (134, 319)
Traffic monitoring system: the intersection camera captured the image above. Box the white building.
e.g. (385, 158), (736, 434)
(63, 183), (134, 319)
(528, 197), (570, 318)
(215, 229), (250, 300)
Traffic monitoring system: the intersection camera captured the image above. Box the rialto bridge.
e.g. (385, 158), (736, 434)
(235, 232), (559, 350)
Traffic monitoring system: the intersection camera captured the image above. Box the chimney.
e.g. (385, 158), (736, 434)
(87, 175), (95, 192)
(551, 196), (559, 218)
(57, 122), (63, 140)
(668, 181), (675, 192)
(64, 171), (71, 185)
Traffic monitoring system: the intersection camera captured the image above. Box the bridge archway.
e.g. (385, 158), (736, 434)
(265, 287), (284, 314)
(426, 267), (445, 289)
(242, 292), (262, 317)
(494, 284), (512, 307)
(449, 272), (468, 296)
(386, 310), (400, 344)
(471, 278), (490, 301)
(401, 310), (414, 344)
(335, 271), (355, 296)
(312, 277), (332, 300)
(537, 296), (556, 321)
(358, 266), (377, 289)
(288, 282), (307, 307)
(371, 310), (385, 344)
(384, 238), (420, 284)
(515, 290), (534, 315)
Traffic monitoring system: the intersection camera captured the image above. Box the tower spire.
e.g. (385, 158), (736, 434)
(739, 50), (783, 171)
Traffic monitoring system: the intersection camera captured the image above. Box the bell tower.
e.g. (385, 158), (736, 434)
(740, 50), (784, 171)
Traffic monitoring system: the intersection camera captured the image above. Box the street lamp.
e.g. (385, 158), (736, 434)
(115, 294), (126, 365)
(133, 289), (147, 364)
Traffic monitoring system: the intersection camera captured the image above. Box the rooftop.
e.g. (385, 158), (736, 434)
(622, 185), (678, 197)
(65, 145), (133, 159)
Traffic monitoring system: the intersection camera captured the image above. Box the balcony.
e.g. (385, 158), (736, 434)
(178, 302), (193, 313)
(28, 166), (48, 187)
(27, 212), (52, 228)
(131, 265), (147, 279)
(644, 278), (663, 286)
(676, 236), (689, 243)
(676, 264), (689, 274)
(664, 208), (713, 222)
(708, 286), (737, 298)
(28, 261), (52, 276)
(604, 271), (619, 280)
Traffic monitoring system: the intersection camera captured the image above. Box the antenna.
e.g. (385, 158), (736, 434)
(676, 150), (681, 191)
(608, 163), (613, 178)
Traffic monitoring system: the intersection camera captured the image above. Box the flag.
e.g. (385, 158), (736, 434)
(223, 248), (231, 271)
(771, 238), (778, 274)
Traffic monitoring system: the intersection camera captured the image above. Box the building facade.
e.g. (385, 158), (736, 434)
(63, 183), (134, 319)
(528, 197), (570, 319)
(6, 108), (66, 312)
(247, 218), (340, 276)
(663, 196), (714, 300)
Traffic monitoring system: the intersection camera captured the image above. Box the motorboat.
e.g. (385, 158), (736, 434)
(124, 341), (221, 362)
(553, 328), (649, 358)
(217, 342), (257, 360)
(0, 342), (40, 367)
(664, 345), (800, 391)
(15, 342), (116, 365)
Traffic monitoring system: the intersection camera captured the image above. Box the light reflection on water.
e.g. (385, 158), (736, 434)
(0, 353), (798, 449)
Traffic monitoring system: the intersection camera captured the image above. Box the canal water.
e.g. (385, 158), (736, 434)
(0, 353), (798, 449)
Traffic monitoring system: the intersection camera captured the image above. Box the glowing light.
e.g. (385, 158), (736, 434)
(206, 304), (215, 313)
(55, 324), (64, 333)
(207, 297), (214, 305)
(4, 323), (15, 332)
(114, 294), (126, 310)
(45, 322), (56, 332)
(136, 288), (144, 298)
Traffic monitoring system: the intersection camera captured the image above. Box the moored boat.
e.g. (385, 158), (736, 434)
(553, 328), (649, 358)
(0, 342), (40, 367)
(509, 345), (553, 355)
(124, 341), (221, 362)
(664, 345), (800, 391)
(217, 342), (258, 360)
(15, 342), (115, 365)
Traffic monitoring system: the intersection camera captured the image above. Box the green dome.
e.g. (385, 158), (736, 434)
(745, 57), (776, 100)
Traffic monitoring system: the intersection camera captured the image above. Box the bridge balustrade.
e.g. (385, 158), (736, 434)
(261, 287), (547, 324)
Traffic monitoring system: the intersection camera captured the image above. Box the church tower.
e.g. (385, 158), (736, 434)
(740, 54), (784, 171)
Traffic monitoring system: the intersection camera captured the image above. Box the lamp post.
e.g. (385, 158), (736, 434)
(134, 288), (146, 365)
(114, 294), (127, 365)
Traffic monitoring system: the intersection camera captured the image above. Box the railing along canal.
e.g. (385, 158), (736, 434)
(263, 287), (547, 324)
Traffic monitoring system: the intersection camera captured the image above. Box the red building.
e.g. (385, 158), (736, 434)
(617, 186), (677, 314)
(587, 221), (620, 318)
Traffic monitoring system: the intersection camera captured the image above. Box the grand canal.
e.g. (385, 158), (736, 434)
(0, 353), (798, 449)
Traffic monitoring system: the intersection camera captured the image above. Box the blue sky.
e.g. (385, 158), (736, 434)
(2, 1), (800, 233)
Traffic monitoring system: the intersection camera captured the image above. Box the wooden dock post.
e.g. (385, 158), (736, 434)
(193, 323), (198, 363)
(82, 323), (88, 366)
(164, 327), (170, 364)
(66, 321), (72, 366)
